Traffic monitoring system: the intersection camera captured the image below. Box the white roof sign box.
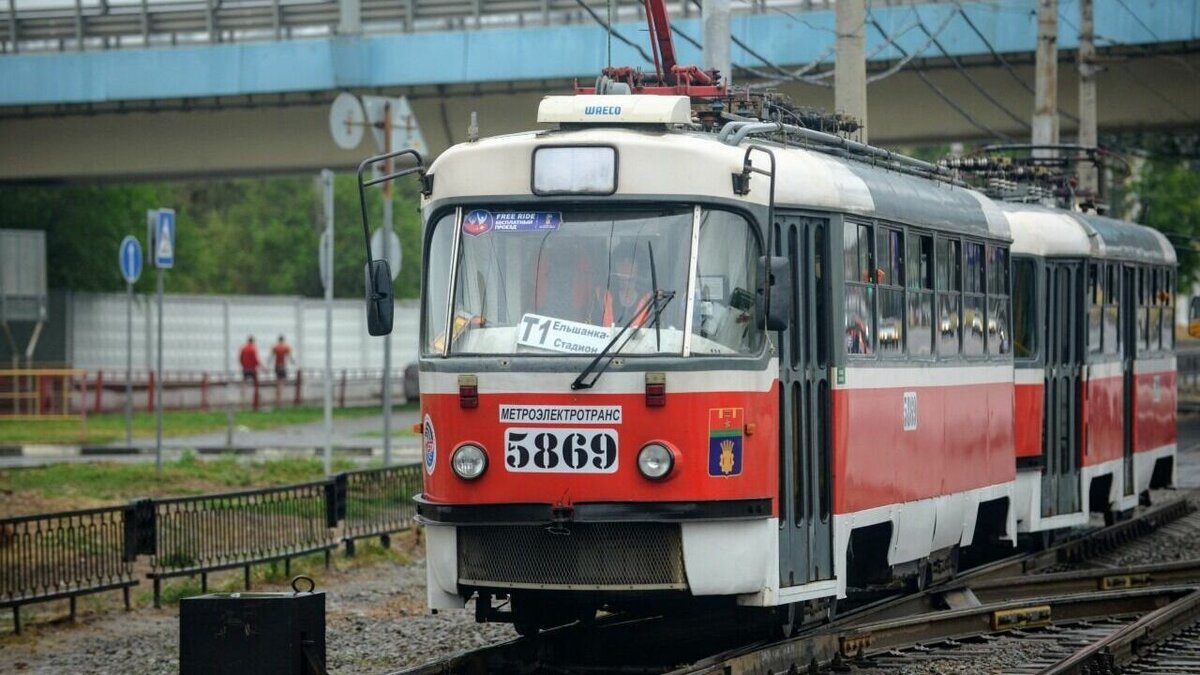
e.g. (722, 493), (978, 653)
(537, 95), (692, 126)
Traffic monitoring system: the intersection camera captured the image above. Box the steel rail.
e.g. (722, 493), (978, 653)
(673, 586), (1200, 675)
(1038, 589), (1200, 675)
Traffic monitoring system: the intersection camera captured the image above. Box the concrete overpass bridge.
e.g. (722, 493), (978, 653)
(1, 0), (1197, 183)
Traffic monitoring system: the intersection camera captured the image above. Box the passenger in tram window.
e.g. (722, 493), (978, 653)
(592, 246), (653, 328)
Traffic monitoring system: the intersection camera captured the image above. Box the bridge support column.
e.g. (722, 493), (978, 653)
(1033, 0), (1059, 152)
(338, 0), (361, 35)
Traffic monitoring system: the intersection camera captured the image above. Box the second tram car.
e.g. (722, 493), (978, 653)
(359, 94), (1177, 634)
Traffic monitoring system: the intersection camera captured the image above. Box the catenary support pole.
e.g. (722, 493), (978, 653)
(1077, 0), (1098, 195)
(835, 0), (868, 141)
(1033, 0), (1059, 154)
(702, 0), (731, 87)
(224, 298), (233, 449)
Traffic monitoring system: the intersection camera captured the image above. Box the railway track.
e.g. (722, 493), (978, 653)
(393, 496), (1200, 675)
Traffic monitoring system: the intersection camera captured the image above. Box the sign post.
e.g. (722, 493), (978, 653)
(149, 208), (175, 471)
(119, 236), (143, 446)
(319, 170), (335, 476)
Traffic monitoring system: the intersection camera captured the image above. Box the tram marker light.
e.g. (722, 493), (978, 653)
(645, 372), (666, 407)
(458, 374), (479, 408)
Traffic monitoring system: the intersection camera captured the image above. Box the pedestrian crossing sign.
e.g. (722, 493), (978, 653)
(153, 208), (175, 269)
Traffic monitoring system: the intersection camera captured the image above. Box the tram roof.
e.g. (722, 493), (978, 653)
(426, 126), (1169, 264)
(999, 201), (1175, 265)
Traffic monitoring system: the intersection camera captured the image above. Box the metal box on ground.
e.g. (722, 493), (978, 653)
(180, 589), (325, 675)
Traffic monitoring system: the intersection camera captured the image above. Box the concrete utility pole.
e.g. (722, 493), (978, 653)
(835, 0), (868, 141)
(702, 0), (732, 87)
(1077, 0), (1099, 195)
(1033, 0), (1059, 152)
(337, 0), (361, 35)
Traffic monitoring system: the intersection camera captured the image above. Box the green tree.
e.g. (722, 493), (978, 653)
(0, 175), (424, 299)
(1127, 159), (1200, 290)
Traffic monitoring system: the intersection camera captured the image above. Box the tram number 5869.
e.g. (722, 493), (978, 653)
(504, 428), (618, 473)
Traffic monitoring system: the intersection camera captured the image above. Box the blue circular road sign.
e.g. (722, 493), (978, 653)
(119, 235), (143, 284)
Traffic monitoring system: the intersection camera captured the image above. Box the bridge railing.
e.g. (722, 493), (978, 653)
(0, 0), (833, 54)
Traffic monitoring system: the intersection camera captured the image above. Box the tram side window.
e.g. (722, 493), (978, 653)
(1087, 263), (1102, 354)
(1103, 264), (1120, 356)
(963, 242), (986, 356)
(1148, 268), (1164, 352)
(844, 222), (874, 355)
(1161, 269), (1175, 349)
(906, 233), (933, 357)
(987, 246), (1011, 356)
(936, 237), (962, 357)
(1138, 267), (1150, 353)
(1012, 258), (1037, 359)
(876, 227), (905, 355)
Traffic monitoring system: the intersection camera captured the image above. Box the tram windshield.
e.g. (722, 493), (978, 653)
(423, 206), (763, 357)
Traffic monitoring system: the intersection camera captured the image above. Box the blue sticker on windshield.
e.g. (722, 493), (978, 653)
(463, 211), (562, 236)
(495, 212), (562, 232)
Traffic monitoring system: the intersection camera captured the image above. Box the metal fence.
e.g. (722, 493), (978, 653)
(0, 504), (139, 634)
(338, 463), (421, 555)
(0, 463), (421, 632)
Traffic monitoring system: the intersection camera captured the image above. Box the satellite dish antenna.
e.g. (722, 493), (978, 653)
(329, 92), (366, 150)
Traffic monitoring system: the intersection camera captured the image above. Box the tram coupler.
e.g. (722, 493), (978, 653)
(548, 504), (575, 535)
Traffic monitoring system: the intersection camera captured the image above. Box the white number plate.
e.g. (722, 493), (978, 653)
(504, 428), (618, 473)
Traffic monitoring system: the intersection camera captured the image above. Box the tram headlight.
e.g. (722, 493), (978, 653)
(452, 444), (488, 480)
(637, 443), (674, 480)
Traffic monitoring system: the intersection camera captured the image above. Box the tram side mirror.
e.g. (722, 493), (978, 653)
(365, 260), (394, 337)
(756, 255), (791, 331)
(1189, 297), (1200, 338)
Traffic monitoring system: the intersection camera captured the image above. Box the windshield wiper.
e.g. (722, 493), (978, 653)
(572, 242), (677, 391)
(570, 290), (675, 391)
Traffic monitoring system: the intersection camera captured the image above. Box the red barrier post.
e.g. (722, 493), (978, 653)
(93, 370), (104, 414)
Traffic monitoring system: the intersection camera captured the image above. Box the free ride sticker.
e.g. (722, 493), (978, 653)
(462, 210), (562, 236)
(504, 428), (618, 473)
(517, 313), (613, 354)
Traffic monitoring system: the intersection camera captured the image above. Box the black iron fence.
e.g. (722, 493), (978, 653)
(0, 464), (421, 632)
(339, 464), (422, 555)
(0, 504), (139, 633)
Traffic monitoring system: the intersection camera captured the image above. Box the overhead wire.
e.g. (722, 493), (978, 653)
(865, 5), (958, 84)
(1058, 9), (1196, 123)
(867, 15), (1011, 141)
(911, 9), (1029, 130)
(571, 0), (655, 66)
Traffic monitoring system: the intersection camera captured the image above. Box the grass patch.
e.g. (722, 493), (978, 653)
(0, 403), (417, 445)
(0, 451), (363, 512)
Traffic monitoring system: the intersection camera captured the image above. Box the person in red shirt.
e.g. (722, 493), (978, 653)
(239, 336), (262, 408)
(239, 336), (261, 382)
(271, 335), (295, 381)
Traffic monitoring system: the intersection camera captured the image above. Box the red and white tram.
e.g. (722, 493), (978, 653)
(357, 94), (1177, 634)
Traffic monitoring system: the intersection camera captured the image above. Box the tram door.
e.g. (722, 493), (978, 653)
(1121, 266), (1136, 497)
(776, 215), (834, 587)
(1042, 262), (1083, 517)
